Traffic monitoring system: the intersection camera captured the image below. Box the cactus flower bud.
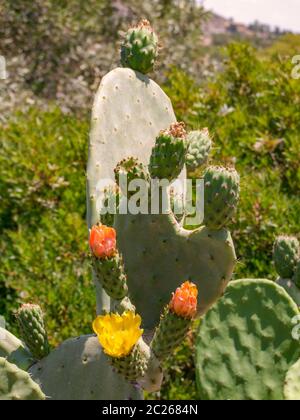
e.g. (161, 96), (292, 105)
(169, 281), (198, 319)
(89, 224), (116, 259)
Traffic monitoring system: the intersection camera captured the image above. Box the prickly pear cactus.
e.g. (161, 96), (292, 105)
(1, 20), (239, 400)
(196, 279), (300, 400)
(0, 358), (45, 400)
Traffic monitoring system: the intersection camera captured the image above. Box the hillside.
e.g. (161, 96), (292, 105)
(202, 12), (287, 47)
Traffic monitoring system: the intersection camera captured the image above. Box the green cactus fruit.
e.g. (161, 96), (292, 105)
(16, 304), (50, 361)
(186, 128), (212, 177)
(277, 278), (300, 307)
(0, 358), (45, 400)
(293, 261), (300, 288)
(114, 157), (149, 199)
(121, 20), (159, 74)
(110, 339), (150, 381)
(284, 358), (300, 400)
(151, 308), (191, 362)
(203, 166), (240, 230)
(273, 236), (299, 279)
(149, 122), (187, 182)
(92, 252), (128, 301)
(29, 335), (141, 400)
(0, 327), (34, 371)
(100, 186), (120, 227)
(196, 279), (300, 400)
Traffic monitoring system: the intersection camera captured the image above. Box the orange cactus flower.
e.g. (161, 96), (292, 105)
(89, 224), (116, 259)
(169, 281), (198, 319)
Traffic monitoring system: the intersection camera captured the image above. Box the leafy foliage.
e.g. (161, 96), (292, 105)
(0, 108), (94, 343)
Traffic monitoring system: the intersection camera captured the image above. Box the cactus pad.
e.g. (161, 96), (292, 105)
(186, 129), (212, 177)
(273, 236), (299, 279)
(196, 279), (300, 400)
(203, 166), (240, 230)
(29, 335), (141, 400)
(284, 358), (300, 400)
(88, 67), (177, 227)
(0, 358), (45, 400)
(116, 213), (236, 329)
(0, 327), (34, 371)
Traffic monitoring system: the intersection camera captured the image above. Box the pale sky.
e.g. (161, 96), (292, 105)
(201, 0), (300, 32)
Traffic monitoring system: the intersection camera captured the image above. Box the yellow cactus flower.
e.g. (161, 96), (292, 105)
(92, 311), (143, 358)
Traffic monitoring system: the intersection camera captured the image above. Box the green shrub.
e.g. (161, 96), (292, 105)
(0, 108), (94, 343)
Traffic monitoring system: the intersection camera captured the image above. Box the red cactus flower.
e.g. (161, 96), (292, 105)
(169, 281), (198, 319)
(89, 224), (116, 259)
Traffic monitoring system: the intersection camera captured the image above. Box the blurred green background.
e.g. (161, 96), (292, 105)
(0, 0), (299, 400)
